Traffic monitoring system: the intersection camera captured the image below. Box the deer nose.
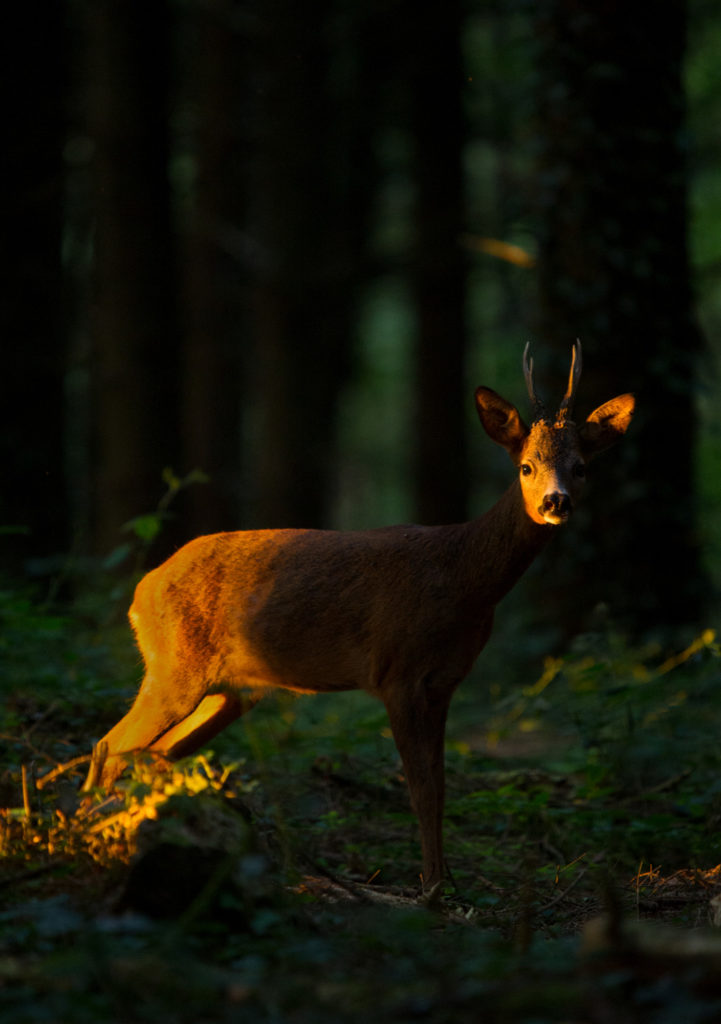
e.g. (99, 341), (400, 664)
(540, 491), (571, 523)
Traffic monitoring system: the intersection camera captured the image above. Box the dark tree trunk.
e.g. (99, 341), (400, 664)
(532, 0), (704, 634)
(85, 0), (181, 556)
(0, 4), (67, 575)
(181, 0), (248, 536)
(246, 0), (372, 528)
(409, 0), (469, 526)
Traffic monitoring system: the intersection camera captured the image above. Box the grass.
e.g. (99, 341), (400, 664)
(2, 576), (721, 1022)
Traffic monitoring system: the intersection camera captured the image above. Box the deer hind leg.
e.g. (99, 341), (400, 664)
(81, 674), (198, 792)
(82, 668), (255, 792)
(148, 692), (257, 761)
(383, 684), (452, 890)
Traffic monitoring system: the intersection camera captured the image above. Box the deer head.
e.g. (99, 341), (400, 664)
(475, 342), (635, 526)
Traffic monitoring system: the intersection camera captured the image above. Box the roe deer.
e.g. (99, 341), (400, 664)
(83, 343), (634, 888)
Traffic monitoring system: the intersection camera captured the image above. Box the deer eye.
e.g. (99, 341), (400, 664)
(573, 462), (586, 479)
(520, 463), (533, 477)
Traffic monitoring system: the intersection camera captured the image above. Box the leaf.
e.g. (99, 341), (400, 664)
(122, 514), (163, 543)
(102, 542), (132, 570)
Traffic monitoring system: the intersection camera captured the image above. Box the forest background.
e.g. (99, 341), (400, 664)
(3, 0), (720, 642)
(6, 2), (721, 1021)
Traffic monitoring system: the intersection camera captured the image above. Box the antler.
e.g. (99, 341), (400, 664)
(557, 340), (583, 420)
(523, 342), (545, 420)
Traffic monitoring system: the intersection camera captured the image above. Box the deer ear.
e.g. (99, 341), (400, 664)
(580, 393), (635, 458)
(475, 386), (529, 461)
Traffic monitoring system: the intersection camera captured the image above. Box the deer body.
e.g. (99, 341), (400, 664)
(84, 345), (634, 887)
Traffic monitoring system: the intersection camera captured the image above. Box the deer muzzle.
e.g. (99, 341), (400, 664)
(540, 491), (572, 525)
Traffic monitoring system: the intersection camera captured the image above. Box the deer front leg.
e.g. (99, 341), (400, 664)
(384, 684), (451, 889)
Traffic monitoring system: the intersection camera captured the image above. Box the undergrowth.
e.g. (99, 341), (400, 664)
(2, 564), (721, 1022)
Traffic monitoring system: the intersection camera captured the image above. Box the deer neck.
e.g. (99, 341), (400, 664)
(463, 478), (554, 607)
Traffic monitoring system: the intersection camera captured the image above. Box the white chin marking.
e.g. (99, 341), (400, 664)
(543, 512), (568, 526)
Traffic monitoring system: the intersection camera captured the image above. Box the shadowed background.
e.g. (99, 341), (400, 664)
(1, 0), (718, 643)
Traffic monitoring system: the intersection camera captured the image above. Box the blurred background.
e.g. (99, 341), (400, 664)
(1, 0), (718, 645)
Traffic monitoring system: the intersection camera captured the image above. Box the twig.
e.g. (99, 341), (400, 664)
(474, 873), (505, 894)
(538, 865), (590, 913)
(300, 858), (374, 904)
(36, 753), (92, 790)
(617, 768), (692, 806)
(21, 765), (31, 818)
(538, 853), (605, 913)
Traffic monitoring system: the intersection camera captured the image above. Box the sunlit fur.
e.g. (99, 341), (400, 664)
(519, 418), (587, 525)
(83, 351), (634, 888)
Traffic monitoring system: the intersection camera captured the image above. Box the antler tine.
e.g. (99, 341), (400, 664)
(558, 339), (583, 420)
(523, 342), (545, 419)
(522, 342), (534, 401)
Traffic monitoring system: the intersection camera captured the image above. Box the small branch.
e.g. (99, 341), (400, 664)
(617, 768), (692, 806)
(21, 765), (31, 818)
(539, 866), (590, 913)
(36, 753), (92, 790)
(538, 853), (605, 914)
(300, 858), (373, 904)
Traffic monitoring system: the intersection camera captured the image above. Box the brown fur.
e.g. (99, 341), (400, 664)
(83, 353), (634, 888)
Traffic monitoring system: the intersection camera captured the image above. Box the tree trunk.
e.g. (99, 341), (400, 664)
(532, 0), (704, 634)
(0, 4), (67, 575)
(181, 0), (248, 536)
(246, 0), (371, 528)
(408, 0), (468, 525)
(85, 0), (180, 556)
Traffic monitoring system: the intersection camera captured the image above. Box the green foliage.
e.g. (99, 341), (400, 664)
(2, 558), (721, 1021)
(111, 467), (210, 574)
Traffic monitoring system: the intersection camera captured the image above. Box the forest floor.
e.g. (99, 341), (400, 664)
(3, 579), (721, 1022)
